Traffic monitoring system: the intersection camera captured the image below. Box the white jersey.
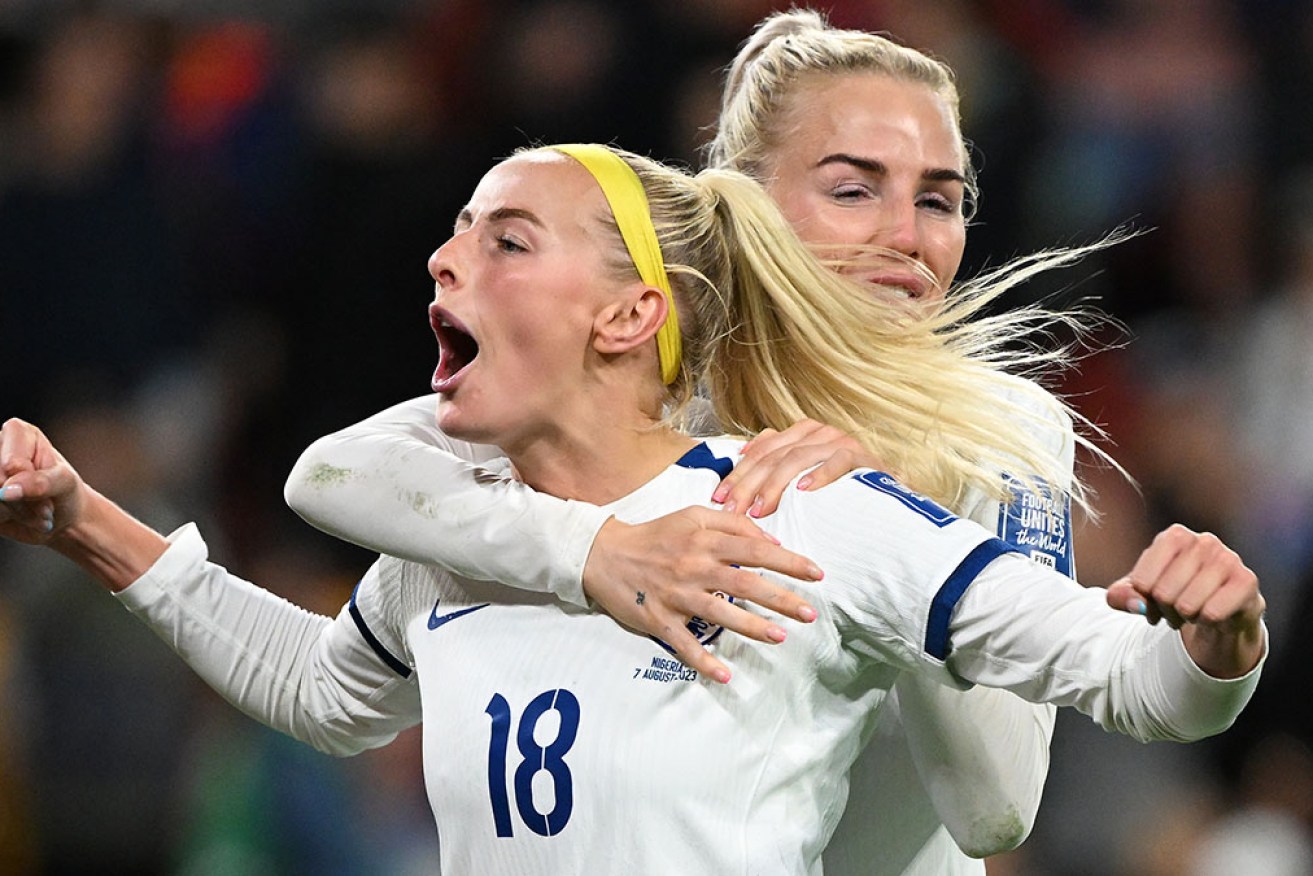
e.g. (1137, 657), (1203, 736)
(285, 388), (1068, 873)
(126, 439), (1260, 875)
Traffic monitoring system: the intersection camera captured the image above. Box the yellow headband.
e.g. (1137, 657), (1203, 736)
(550, 144), (682, 385)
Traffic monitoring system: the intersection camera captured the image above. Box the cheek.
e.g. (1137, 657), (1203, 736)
(927, 225), (966, 286)
(777, 197), (854, 248)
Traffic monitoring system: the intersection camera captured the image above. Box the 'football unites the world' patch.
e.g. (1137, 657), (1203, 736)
(997, 476), (1073, 578)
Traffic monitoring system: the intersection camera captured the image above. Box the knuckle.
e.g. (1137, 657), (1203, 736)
(688, 529), (715, 550)
(670, 555), (699, 580)
(1156, 524), (1185, 546)
(686, 506), (713, 524)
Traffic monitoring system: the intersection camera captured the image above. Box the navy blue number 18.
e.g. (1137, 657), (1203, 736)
(485, 689), (580, 837)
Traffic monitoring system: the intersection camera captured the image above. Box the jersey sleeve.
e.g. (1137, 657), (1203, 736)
(892, 676), (1053, 856)
(948, 552), (1263, 743)
(114, 523), (421, 757)
(796, 471), (1262, 744)
(283, 394), (612, 607)
(791, 471), (1013, 686)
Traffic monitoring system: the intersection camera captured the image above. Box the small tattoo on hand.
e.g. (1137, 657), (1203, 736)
(636, 591), (646, 606)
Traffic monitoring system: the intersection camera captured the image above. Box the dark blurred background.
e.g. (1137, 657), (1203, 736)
(0, 1), (1310, 874)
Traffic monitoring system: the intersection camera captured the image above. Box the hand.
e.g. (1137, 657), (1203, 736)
(2, 417), (168, 590)
(0, 418), (85, 545)
(582, 510), (822, 684)
(1105, 523), (1265, 679)
(712, 419), (878, 518)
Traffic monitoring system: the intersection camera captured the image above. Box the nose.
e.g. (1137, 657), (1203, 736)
(874, 199), (921, 259)
(429, 235), (461, 290)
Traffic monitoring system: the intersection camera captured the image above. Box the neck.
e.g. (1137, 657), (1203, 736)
(507, 415), (697, 505)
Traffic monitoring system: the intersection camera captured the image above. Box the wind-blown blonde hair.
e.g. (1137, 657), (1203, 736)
(528, 144), (1112, 513)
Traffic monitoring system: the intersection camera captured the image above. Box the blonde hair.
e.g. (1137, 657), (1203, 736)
(526, 144), (1113, 512)
(708, 8), (977, 207)
(700, 9), (1130, 510)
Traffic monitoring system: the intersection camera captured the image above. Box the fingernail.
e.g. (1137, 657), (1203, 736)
(807, 563), (824, 581)
(748, 498), (764, 518)
(712, 485), (728, 503)
(0, 484), (20, 501)
(766, 625), (787, 643)
(1132, 599), (1147, 616)
(713, 668), (731, 684)
(798, 605), (818, 622)
(796, 476), (812, 491)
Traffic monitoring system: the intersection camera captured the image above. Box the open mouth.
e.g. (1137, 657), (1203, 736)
(429, 304), (479, 389)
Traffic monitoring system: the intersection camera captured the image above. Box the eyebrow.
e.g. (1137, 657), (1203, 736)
(815, 153), (966, 186)
(453, 206), (546, 232)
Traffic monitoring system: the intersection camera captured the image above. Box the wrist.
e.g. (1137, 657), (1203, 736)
(1182, 621), (1266, 680)
(50, 488), (169, 592)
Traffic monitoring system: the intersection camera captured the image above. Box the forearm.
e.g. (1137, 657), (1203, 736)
(116, 525), (415, 755)
(49, 488), (169, 592)
(895, 676), (1053, 857)
(285, 396), (609, 606)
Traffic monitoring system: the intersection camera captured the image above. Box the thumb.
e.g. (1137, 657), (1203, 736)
(1106, 577), (1148, 616)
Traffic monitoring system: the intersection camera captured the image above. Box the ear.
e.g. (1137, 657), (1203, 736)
(593, 283), (669, 356)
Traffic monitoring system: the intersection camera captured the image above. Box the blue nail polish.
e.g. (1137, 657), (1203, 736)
(1133, 599), (1147, 616)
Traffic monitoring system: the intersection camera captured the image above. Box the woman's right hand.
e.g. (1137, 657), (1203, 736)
(581, 510), (822, 684)
(0, 417), (83, 545)
(2, 417), (168, 591)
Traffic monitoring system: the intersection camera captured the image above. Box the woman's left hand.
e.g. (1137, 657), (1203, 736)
(1105, 523), (1265, 679)
(712, 419), (879, 517)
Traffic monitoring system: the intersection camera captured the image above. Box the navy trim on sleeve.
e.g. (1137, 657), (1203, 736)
(349, 584), (412, 679)
(925, 538), (1019, 660)
(675, 442), (735, 479)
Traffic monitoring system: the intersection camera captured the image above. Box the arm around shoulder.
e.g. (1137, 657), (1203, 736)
(284, 395), (611, 606)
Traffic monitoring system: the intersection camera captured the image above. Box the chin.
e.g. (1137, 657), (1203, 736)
(435, 402), (484, 443)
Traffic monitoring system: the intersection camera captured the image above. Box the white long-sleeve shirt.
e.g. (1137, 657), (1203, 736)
(284, 385), (1070, 873)
(129, 440), (1260, 876)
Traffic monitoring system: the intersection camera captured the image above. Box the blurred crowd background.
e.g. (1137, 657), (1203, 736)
(1, 0), (1311, 874)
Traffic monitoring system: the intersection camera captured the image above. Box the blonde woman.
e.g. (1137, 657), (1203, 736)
(0, 144), (1264, 874)
(707, 11), (1086, 874)
(284, 9), (1088, 872)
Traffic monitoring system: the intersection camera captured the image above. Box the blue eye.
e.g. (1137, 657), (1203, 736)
(496, 236), (526, 253)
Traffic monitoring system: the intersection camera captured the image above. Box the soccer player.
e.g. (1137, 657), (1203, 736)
(284, 10), (1089, 871)
(0, 144), (1265, 874)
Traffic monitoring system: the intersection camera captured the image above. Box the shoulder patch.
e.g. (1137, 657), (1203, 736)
(853, 471), (956, 528)
(997, 475), (1074, 578)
